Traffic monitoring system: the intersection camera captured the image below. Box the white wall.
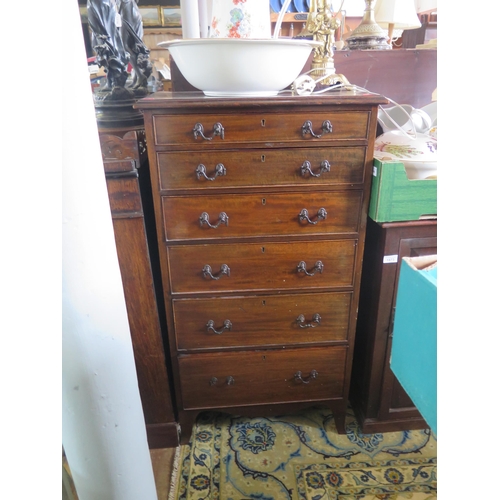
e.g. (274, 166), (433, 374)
(331, 0), (437, 16)
(331, 0), (366, 16)
(61, 1), (158, 499)
(415, 0), (437, 13)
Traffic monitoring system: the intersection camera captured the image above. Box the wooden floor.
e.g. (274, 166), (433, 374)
(150, 446), (178, 500)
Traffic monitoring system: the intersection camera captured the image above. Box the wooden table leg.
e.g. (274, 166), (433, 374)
(179, 411), (198, 445)
(334, 413), (347, 435)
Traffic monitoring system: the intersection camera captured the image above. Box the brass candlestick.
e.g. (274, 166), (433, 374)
(304, 0), (349, 86)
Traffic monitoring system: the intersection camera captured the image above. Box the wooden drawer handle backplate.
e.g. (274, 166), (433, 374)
(301, 120), (333, 138)
(193, 122), (225, 141)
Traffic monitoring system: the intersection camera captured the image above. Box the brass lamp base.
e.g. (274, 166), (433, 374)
(309, 59), (350, 87)
(304, 0), (351, 87)
(344, 35), (391, 50)
(344, 0), (391, 50)
(293, 67), (351, 96)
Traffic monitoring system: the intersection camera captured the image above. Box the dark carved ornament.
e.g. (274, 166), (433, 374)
(99, 132), (139, 161)
(87, 0), (153, 126)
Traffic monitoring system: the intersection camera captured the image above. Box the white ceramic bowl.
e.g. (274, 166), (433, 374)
(158, 38), (321, 97)
(374, 130), (438, 180)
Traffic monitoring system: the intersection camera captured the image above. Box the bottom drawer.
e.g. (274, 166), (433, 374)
(178, 346), (347, 410)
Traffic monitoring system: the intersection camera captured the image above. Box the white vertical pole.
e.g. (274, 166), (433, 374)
(206, 0), (214, 32)
(198, 0), (209, 37)
(181, 0), (201, 38)
(62, 2), (158, 500)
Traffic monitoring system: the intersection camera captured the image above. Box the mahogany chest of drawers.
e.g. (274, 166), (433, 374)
(137, 90), (386, 443)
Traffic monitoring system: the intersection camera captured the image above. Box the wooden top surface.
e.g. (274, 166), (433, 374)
(135, 90), (388, 111)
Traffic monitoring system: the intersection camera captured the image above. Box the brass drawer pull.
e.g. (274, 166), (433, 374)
(296, 313), (321, 328)
(301, 120), (333, 138)
(206, 319), (232, 335)
(199, 211), (229, 228)
(299, 208), (327, 225)
(209, 376), (235, 386)
(297, 260), (324, 276)
(294, 370), (318, 384)
(202, 264), (230, 280)
(195, 163), (227, 181)
(193, 122), (225, 141)
(300, 160), (331, 177)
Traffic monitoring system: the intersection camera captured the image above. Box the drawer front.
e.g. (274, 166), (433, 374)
(173, 292), (352, 351)
(178, 346), (347, 410)
(157, 147), (367, 191)
(163, 191), (362, 241)
(153, 111), (370, 146)
(167, 239), (356, 294)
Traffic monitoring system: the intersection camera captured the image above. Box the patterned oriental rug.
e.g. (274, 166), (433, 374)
(168, 406), (437, 500)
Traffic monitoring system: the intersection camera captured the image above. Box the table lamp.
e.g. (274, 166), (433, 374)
(374, 0), (421, 45)
(344, 0), (390, 50)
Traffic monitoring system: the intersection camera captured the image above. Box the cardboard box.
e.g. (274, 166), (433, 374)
(391, 255), (437, 435)
(369, 158), (437, 222)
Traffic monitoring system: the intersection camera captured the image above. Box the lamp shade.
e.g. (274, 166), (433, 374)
(374, 0), (421, 30)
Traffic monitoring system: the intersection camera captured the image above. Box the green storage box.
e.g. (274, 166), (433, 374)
(391, 255), (437, 435)
(369, 158), (437, 222)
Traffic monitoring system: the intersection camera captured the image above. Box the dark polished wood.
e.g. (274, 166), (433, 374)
(136, 91), (387, 444)
(157, 146), (367, 192)
(350, 217), (437, 433)
(333, 50), (436, 109)
(152, 110), (370, 146)
(167, 239), (357, 294)
(162, 191), (362, 241)
(99, 127), (179, 448)
(179, 346), (347, 410)
(173, 292), (352, 351)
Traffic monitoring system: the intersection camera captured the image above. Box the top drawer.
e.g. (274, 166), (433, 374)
(153, 111), (370, 147)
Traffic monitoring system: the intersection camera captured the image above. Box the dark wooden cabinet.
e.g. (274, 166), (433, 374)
(98, 126), (179, 448)
(137, 90), (386, 444)
(350, 217), (437, 433)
